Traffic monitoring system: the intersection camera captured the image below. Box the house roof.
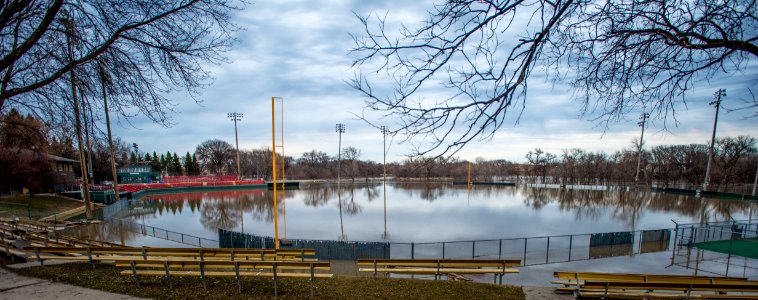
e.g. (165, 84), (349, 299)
(46, 153), (79, 163)
(5, 148), (79, 163)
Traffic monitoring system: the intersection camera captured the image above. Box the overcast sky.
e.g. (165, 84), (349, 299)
(111, 0), (758, 163)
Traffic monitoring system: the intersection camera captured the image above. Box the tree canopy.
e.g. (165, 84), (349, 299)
(351, 0), (757, 157)
(0, 0), (244, 131)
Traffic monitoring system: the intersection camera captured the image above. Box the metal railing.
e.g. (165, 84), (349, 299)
(671, 219), (758, 277)
(219, 228), (673, 266)
(104, 217), (218, 248)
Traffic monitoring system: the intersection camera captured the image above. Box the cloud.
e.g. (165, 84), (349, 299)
(112, 0), (758, 164)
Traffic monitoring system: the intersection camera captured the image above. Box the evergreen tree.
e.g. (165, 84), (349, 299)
(191, 154), (200, 175)
(144, 153), (152, 163)
(164, 151), (173, 174)
(151, 151), (162, 173)
(173, 153), (183, 175)
(160, 153), (167, 173)
(129, 152), (137, 164)
(183, 152), (193, 175)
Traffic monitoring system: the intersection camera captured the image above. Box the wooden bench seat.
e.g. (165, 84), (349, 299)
(357, 259), (520, 284)
(25, 246), (317, 266)
(118, 258), (332, 296)
(553, 272), (758, 299)
(120, 270), (333, 278)
(554, 271), (748, 283)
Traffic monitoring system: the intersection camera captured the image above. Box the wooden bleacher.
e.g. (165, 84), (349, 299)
(553, 271), (758, 299)
(25, 246), (316, 266)
(357, 258), (520, 284)
(116, 258), (331, 295)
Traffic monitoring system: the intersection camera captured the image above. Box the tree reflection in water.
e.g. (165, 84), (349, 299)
(97, 184), (756, 244)
(521, 186), (757, 226)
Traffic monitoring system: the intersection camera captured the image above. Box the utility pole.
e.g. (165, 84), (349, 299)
(703, 89), (725, 191)
(228, 112), (243, 179)
(634, 112), (649, 186)
(63, 14), (92, 219)
(381, 126), (389, 240)
(99, 62), (120, 201)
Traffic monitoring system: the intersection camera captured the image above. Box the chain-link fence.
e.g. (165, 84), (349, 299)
(219, 227), (673, 266)
(104, 217), (218, 248)
(671, 219), (758, 277)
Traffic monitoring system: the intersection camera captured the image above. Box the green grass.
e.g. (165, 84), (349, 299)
(0, 260), (525, 299)
(692, 238), (758, 259)
(0, 195), (82, 219)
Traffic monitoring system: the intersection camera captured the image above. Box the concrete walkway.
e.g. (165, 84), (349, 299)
(0, 267), (146, 300)
(523, 286), (573, 300)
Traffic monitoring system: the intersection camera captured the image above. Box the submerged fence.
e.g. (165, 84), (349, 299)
(219, 228), (672, 265)
(671, 219), (758, 277)
(104, 217), (218, 248)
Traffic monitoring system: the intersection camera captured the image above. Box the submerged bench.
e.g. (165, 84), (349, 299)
(118, 258), (332, 296)
(357, 259), (520, 284)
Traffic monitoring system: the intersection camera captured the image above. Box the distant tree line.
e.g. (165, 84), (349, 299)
(2, 108), (755, 194)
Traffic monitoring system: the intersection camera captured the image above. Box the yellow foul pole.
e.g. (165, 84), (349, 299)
(271, 97), (280, 249)
(281, 99), (286, 239)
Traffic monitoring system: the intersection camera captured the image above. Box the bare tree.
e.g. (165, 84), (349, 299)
(342, 146), (362, 181)
(526, 148), (557, 183)
(0, 1), (243, 129)
(351, 0), (757, 157)
(195, 139), (235, 175)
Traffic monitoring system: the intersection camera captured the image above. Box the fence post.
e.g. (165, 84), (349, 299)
(472, 241), (475, 259)
(498, 240), (502, 260)
(671, 221), (679, 266)
(546, 236), (550, 264)
(442, 242), (445, 259)
(568, 235), (573, 261)
(726, 229), (734, 276)
(523, 238), (528, 265)
(411, 243), (415, 259)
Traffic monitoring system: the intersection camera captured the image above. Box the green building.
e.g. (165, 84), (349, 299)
(117, 164), (159, 183)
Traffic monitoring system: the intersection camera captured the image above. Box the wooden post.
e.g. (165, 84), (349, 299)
(234, 262), (241, 293)
(130, 261), (140, 287)
(87, 247), (94, 269)
(35, 247), (42, 267)
(200, 249), (207, 290)
(164, 261), (173, 289)
(273, 262), (279, 297)
(310, 263), (315, 297)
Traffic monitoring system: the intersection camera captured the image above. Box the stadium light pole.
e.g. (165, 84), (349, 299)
(634, 112), (649, 186)
(335, 123), (346, 241)
(702, 89), (725, 191)
(335, 124), (345, 184)
(228, 112), (243, 179)
(381, 126), (389, 240)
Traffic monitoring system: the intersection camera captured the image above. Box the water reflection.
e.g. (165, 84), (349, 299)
(116, 184), (757, 243)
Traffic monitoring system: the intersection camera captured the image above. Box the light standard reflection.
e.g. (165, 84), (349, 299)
(381, 125), (389, 241)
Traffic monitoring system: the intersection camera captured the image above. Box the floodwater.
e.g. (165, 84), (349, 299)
(107, 182), (757, 244)
(64, 182), (757, 285)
